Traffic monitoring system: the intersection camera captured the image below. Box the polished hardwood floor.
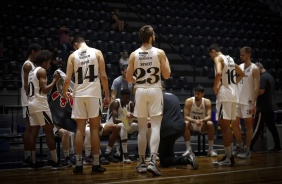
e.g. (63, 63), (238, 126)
(1, 152), (282, 184)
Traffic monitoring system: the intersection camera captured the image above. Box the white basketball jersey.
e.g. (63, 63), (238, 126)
(106, 99), (123, 124)
(28, 67), (50, 113)
(190, 97), (206, 120)
(21, 60), (35, 106)
(134, 47), (161, 88)
(216, 54), (238, 102)
(237, 63), (256, 105)
(73, 47), (101, 98)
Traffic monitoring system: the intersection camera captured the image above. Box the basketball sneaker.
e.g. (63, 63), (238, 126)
(207, 149), (218, 157)
(136, 161), (147, 174)
(29, 161), (45, 170)
(268, 147), (281, 152)
(104, 153), (119, 163)
(182, 149), (192, 157)
(147, 161), (161, 176)
(73, 165), (83, 175)
(23, 156), (31, 167)
(213, 155), (235, 166)
(49, 160), (68, 170)
(233, 145), (243, 157)
(63, 156), (72, 167)
(123, 153), (132, 164)
(237, 147), (251, 159)
(187, 151), (199, 170)
(83, 155), (93, 165)
(92, 165), (106, 174)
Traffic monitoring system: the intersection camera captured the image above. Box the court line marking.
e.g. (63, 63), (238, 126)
(102, 165), (282, 184)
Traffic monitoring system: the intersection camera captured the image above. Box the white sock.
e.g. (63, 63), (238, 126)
(93, 154), (99, 166)
(186, 141), (191, 150)
(50, 149), (58, 163)
(121, 142), (128, 154)
(76, 154), (83, 166)
(208, 141), (213, 150)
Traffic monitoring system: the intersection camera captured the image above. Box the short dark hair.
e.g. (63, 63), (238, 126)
(193, 85), (205, 93)
(255, 62), (264, 69)
(34, 50), (52, 66)
(240, 46), (252, 55)
(71, 36), (85, 45)
(208, 44), (221, 53)
(120, 89), (131, 96)
(27, 43), (42, 58)
(139, 25), (154, 43)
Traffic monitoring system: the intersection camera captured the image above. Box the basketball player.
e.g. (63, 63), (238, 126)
(126, 25), (171, 176)
(208, 44), (244, 166)
(62, 36), (110, 175)
(21, 43), (41, 166)
(27, 50), (65, 169)
(232, 47), (260, 159)
(183, 85), (217, 157)
(104, 89), (138, 163)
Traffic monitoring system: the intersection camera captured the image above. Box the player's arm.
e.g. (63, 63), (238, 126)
(23, 63), (33, 96)
(126, 51), (136, 83)
(158, 50), (171, 79)
(97, 49), (110, 107)
(63, 53), (74, 98)
(202, 99), (212, 123)
(235, 64), (244, 84)
(252, 66), (260, 103)
(37, 68), (59, 94)
(258, 75), (266, 95)
(111, 101), (122, 124)
(213, 56), (223, 96)
(184, 98), (196, 123)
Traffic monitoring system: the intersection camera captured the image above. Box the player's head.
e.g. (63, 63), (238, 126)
(34, 50), (53, 70)
(120, 88), (131, 105)
(193, 85), (204, 101)
(240, 46), (252, 63)
(71, 36), (85, 50)
(139, 25), (155, 44)
(255, 62), (264, 74)
(208, 44), (221, 60)
(27, 43), (42, 61)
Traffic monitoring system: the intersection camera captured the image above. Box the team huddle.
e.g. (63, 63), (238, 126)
(21, 25), (280, 176)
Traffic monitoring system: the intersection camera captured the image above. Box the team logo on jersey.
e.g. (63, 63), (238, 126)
(139, 52), (152, 60)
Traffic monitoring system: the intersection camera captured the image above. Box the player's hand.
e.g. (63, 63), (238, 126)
(195, 120), (202, 126)
(53, 71), (60, 83)
(103, 96), (110, 108)
(249, 104), (256, 114)
(63, 92), (73, 99)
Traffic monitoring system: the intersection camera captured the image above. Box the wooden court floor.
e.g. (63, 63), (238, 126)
(0, 152), (282, 184)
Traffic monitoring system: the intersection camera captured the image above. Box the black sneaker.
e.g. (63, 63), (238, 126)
(49, 160), (68, 170)
(23, 156), (31, 167)
(113, 153), (123, 161)
(29, 161), (45, 170)
(64, 156), (72, 167)
(92, 165), (106, 174)
(73, 165), (83, 175)
(268, 147), (281, 152)
(104, 153), (119, 163)
(100, 155), (110, 165)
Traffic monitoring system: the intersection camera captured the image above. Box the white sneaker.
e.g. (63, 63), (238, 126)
(237, 147), (251, 159)
(213, 158), (231, 166)
(147, 161), (161, 176)
(233, 145), (243, 157)
(207, 149), (217, 157)
(136, 162), (147, 173)
(182, 149), (192, 157)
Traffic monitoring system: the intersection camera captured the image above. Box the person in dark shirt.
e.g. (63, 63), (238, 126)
(250, 62), (281, 151)
(158, 82), (198, 169)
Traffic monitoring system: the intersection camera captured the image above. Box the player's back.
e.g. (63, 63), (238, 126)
(73, 47), (101, 98)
